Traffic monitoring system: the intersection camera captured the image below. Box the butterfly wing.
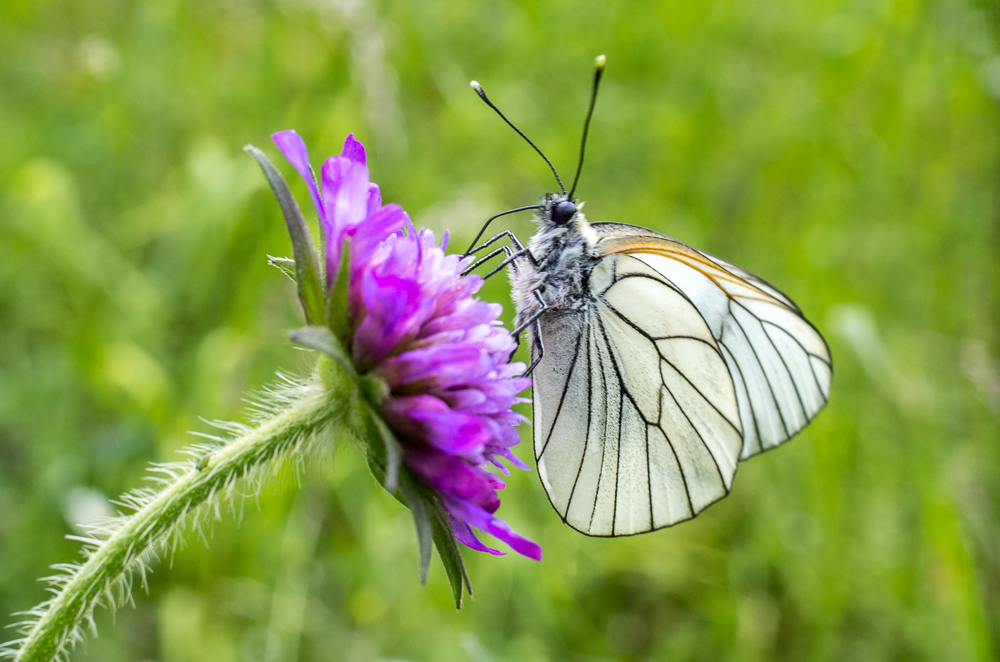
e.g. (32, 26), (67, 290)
(593, 222), (832, 459)
(532, 253), (744, 536)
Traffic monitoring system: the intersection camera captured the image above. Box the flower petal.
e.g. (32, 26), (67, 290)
(353, 204), (409, 269)
(353, 272), (423, 369)
(442, 496), (542, 561)
(376, 344), (489, 392)
(406, 407), (498, 458)
(404, 446), (500, 512)
(321, 153), (370, 277)
(341, 133), (367, 165)
(367, 183), (382, 216)
(271, 130), (324, 225)
(450, 516), (504, 555)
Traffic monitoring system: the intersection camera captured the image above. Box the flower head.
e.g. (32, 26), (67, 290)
(272, 131), (540, 561)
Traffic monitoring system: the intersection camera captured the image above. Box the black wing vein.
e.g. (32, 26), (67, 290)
(761, 320), (827, 398)
(727, 299), (791, 439)
(602, 297), (725, 360)
(661, 374), (729, 491)
(597, 303), (699, 530)
(537, 327), (586, 460)
(564, 319), (594, 521)
(734, 300), (809, 425)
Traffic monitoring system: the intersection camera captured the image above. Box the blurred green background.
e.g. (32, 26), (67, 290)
(2, 0), (999, 660)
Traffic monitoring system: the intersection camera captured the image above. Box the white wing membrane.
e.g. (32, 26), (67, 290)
(626, 250), (831, 458)
(528, 222), (830, 537)
(533, 255), (744, 535)
(592, 226), (832, 459)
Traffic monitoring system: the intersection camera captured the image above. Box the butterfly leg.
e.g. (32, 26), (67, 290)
(465, 229), (529, 257)
(511, 289), (548, 377)
(461, 245), (511, 276)
(462, 230), (537, 274)
(482, 247), (531, 280)
(523, 319), (545, 377)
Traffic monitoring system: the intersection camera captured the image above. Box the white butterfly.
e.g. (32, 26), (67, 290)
(467, 57), (831, 536)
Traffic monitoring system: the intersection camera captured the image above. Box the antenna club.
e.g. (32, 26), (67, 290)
(470, 81), (488, 101)
(595, 54), (606, 69)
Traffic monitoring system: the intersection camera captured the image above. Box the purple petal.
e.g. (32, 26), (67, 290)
(443, 496), (542, 561)
(439, 388), (488, 412)
(381, 394), (447, 437)
(341, 133), (367, 165)
(376, 344), (488, 391)
(420, 301), (500, 339)
(271, 130), (324, 225)
(352, 204), (409, 269)
(353, 272), (423, 368)
(450, 516), (504, 555)
(321, 154), (370, 276)
(406, 407), (498, 458)
(367, 183), (382, 216)
(487, 455), (512, 476)
(486, 445), (530, 472)
(403, 446), (500, 511)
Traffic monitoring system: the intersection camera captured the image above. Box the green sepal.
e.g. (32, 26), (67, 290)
(267, 255), (297, 282)
(360, 374), (389, 405)
(366, 407), (402, 493)
(365, 444), (402, 504)
(365, 444), (470, 605)
(245, 145), (326, 325)
(327, 237), (352, 348)
(430, 500), (472, 608)
(398, 472), (434, 586)
(288, 326), (354, 379)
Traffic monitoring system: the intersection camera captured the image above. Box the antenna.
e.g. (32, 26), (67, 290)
(568, 54), (606, 199)
(470, 80), (567, 195)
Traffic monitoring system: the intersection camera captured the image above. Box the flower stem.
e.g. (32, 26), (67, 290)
(10, 378), (343, 662)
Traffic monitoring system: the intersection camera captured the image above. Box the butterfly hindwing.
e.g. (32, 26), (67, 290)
(533, 254), (743, 536)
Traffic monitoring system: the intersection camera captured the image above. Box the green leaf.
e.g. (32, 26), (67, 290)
(327, 237), (352, 348)
(245, 145), (326, 325)
(398, 472), (434, 585)
(288, 326), (354, 378)
(267, 255), (297, 282)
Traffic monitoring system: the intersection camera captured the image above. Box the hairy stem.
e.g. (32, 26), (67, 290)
(10, 378), (343, 662)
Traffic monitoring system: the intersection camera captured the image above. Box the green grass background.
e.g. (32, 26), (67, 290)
(2, 0), (999, 660)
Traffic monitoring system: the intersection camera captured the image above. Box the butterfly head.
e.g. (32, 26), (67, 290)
(550, 198), (578, 226)
(534, 193), (597, 258)
(541, 193), (582, 227)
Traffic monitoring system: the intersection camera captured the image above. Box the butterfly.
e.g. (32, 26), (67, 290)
(464, 56), (831, 536)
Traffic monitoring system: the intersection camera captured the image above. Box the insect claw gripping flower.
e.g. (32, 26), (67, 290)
(261, 130), (541, 587)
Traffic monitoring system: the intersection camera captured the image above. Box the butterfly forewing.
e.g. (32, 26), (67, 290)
(533, 254), (743, 536)
(594, 224), (832, 459)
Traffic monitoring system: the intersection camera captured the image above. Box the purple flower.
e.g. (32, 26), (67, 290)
(272, 130), (540, 561)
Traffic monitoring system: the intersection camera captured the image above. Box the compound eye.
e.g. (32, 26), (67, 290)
(552, 200), (577, 225)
